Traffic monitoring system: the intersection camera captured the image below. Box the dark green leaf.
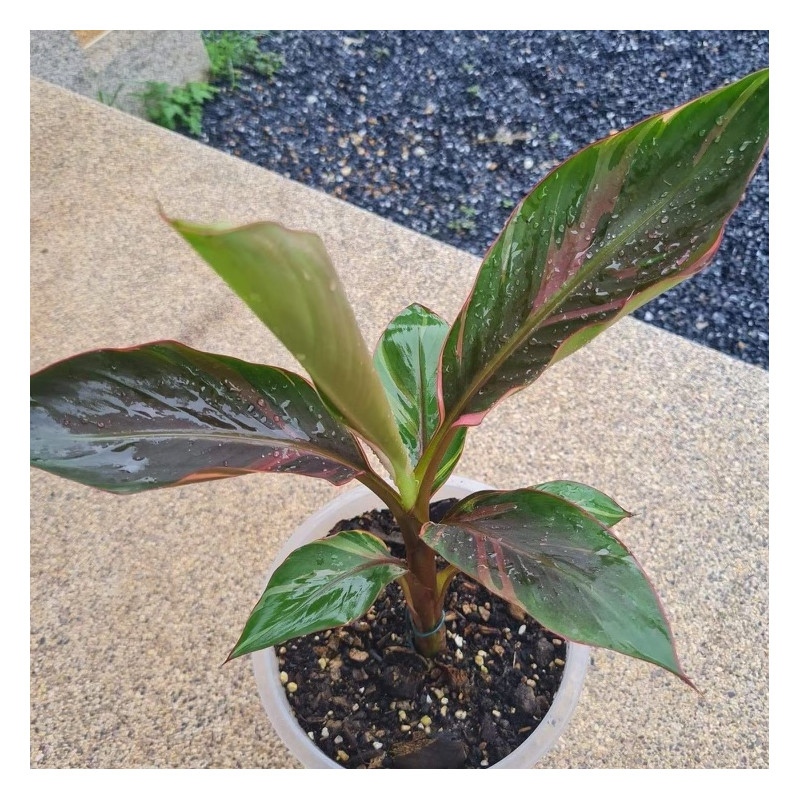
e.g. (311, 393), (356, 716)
(534, 480), (631, 527)
(30, 341), (368, 493)
(374, 303), (466, 490)
(228, 531), (407, 659)
(440, 69), (768, 428)
(169, 218), (413, 494)
(421, 488), (688, 681)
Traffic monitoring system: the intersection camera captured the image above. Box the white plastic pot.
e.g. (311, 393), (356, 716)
(251, 476), (591, 769)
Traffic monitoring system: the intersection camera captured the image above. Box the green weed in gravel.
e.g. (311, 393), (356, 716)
(138, 81), (218, 136)
(204, 31), (284, 88)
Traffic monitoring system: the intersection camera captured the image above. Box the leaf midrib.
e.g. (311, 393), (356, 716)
(40, 428), (365, 470)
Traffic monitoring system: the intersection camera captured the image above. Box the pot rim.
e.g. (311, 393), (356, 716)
(251, 476), (591, 769)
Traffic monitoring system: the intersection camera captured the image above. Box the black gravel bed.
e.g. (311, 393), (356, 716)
(198, 31), (769, 369)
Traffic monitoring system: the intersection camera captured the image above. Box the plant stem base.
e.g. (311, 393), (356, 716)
(275, 504), (568, 768)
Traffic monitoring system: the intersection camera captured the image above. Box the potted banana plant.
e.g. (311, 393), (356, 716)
(30, 68), (768, 768)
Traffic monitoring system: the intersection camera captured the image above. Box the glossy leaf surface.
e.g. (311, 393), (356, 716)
(440, 69), (768, 428)
(30, 341), (368, 493)
(374, 304), (466, 491)
(169, 218), (412, 485)
(421, 488), (687, 680)
(534, 480), (631, 527)
(228, 531), (407, 659)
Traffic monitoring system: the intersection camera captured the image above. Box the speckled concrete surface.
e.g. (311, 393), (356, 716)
(30, 79), (768, 769)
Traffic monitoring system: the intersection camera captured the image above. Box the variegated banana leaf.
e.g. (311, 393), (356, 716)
(440, 68), (768, 428)
(228, 530), (407, 659)
(421, 488), (689, 682)
(374, 304), (466, 493)
(30, 341), (369, 492)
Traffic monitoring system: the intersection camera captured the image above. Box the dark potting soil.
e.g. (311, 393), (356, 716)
(198, 31), (769, 369)
(276, 500), (567, 769)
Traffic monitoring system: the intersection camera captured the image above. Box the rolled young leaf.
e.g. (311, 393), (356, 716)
(168, 218), (414, 498)
(534, 480), (631, 527)
(421, 488), (689, 681)
(30, 341), (369, 492)
(374, 304), (466, 492)
(439, 68), (768, 429)
(228, 530), (407, 659)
